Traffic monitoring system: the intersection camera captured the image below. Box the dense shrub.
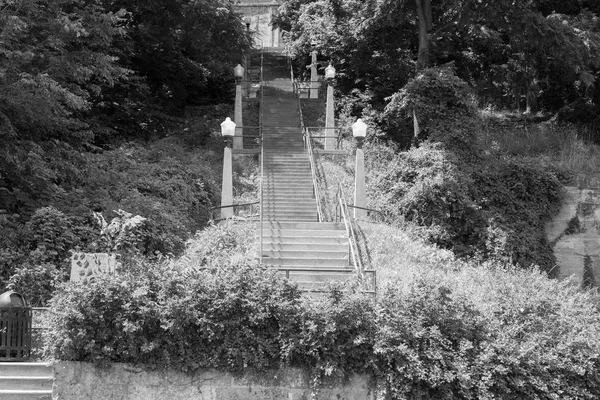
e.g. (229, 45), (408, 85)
(282, 288), (376, 377)
(7, 263), (66, 307)
(384, 66), (478, 154)
(44, 256), (600, 398)
(367, 132), (563, 272)
(44, 260), (303, 372)
(374, 280), (487, 399)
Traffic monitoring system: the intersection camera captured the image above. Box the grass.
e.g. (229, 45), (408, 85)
(479, 110), (600, 180)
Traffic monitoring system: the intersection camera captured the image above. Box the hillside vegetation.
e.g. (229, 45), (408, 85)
(6, 0), (599, 397)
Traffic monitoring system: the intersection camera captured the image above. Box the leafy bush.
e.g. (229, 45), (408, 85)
(25, 207), (79, 265)
(374, 280), (487, 399)
(282, 288), (376, 377)
(384, 65), (478, 154)
(363, 123), (563, 271)
(8, 263), (66, 307)
(44, 259), (303, 372)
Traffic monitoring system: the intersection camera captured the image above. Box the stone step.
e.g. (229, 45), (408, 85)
(0, 390), (52, 400)
(264, 178), (313, 183)
(263, 209), (317, 215)
(0, 363), (53, 400)
(262, 202), (316, 207)
(263, 257), (350, 267)
(262, 202), (315, 207)
(263, 221), (345, 230)
(262, 194), (314, 199)
(0, 377), (53, 391)
(263, 185), (313, 191)
(263, 242), (347, 252)
(263, 250), (349, 259)
(263, 192), (314, 197)
(264, 215), (318, 219)
(264, 215), (317, 221)
(263, 236), (347, 245)
(264, 172), (311, 176)
(0, 364), (52, 378)
(264, 158), (309, 162)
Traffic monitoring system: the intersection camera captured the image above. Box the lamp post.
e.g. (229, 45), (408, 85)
(310, 41), (318, 99)
(244, 19), (251, 85)
(233, 64), (244, 149)
(352, 118), (367, 219)
(325, 63), (336, 150)
(220, 117), (236, 220)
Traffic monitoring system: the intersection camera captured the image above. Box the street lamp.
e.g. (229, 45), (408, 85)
(220, 117), (236, 219)
(233, 65), (244, 149)
(352, 118), (367, 219)
(234, 64), (244, 81)
(310, 41), (319, 99)
(325, 63), (336, 150)
(352, 118), (367, 148)
(325, 63), (336, 80)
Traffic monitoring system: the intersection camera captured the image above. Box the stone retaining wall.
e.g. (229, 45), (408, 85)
(546, 178), (600, 285)
(53, 362), (375, 400)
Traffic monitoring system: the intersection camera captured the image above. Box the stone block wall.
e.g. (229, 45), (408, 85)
(235, 1), (282, 47)
(53, 362), (375, 400)
(546, 178), (600, 285)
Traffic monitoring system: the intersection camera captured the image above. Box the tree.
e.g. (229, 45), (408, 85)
(276, 0), (600, 119)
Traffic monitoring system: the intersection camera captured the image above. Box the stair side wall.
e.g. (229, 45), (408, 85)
(53, 361), (374, 400)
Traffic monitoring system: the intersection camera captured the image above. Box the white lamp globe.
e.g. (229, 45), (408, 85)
(325, 64), (336, 79)
(220, 117), (236, 137)
(352, 118), (367, 138)
(233, 64), (244, 79)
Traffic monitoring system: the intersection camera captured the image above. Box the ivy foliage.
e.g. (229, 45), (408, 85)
(384, 66), (478, 153)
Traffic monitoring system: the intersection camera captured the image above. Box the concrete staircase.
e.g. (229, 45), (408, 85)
(260, 50), (354, 289)
(0, 363), (53, 400)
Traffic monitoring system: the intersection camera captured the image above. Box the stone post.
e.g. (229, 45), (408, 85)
(221, 136), (234, 219)
(354, 137), (366, 219)
(325, 64), (336, 150)
(234, 78), (243, 149)
(310, 51), (318, 99)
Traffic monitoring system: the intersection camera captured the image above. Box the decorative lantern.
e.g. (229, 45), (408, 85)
(220, 117), (236, 137)
(352, 118), (367, 148)
(234, 64), (244, 80)
(325, 63), (336, 80)
(352, 118), (367, 138)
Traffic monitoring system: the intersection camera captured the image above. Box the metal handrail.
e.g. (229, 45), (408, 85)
(209, 201), (260, 222)
(335, 183), (364, 277)
(259, 43), (265, 263)
(290, 56), (324, 222)
(305, 128), (325, 222)
(305, 126), (344, 149)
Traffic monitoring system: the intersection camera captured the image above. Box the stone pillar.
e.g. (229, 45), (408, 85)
(325, 82), (335, 150)
(310, 51), (318, 99)
(234, 80), (243, 149)
(221, 137), (234, 220)
(354, 138), (366, 219)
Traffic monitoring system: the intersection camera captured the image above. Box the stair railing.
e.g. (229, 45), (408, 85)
(305, 127), (325, 222)
(259, 43), (265, 263)
(335, 183), (377, 294)
(288, 56), (325, 222)
(335, 184), (363, 275)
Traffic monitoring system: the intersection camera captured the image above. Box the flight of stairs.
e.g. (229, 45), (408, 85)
(0, 362), (53, 400)
(260, 50), (354, 289)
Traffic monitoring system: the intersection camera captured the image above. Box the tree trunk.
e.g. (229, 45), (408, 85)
(413, 0), (432, 140)
(415, 0), (432, 72)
